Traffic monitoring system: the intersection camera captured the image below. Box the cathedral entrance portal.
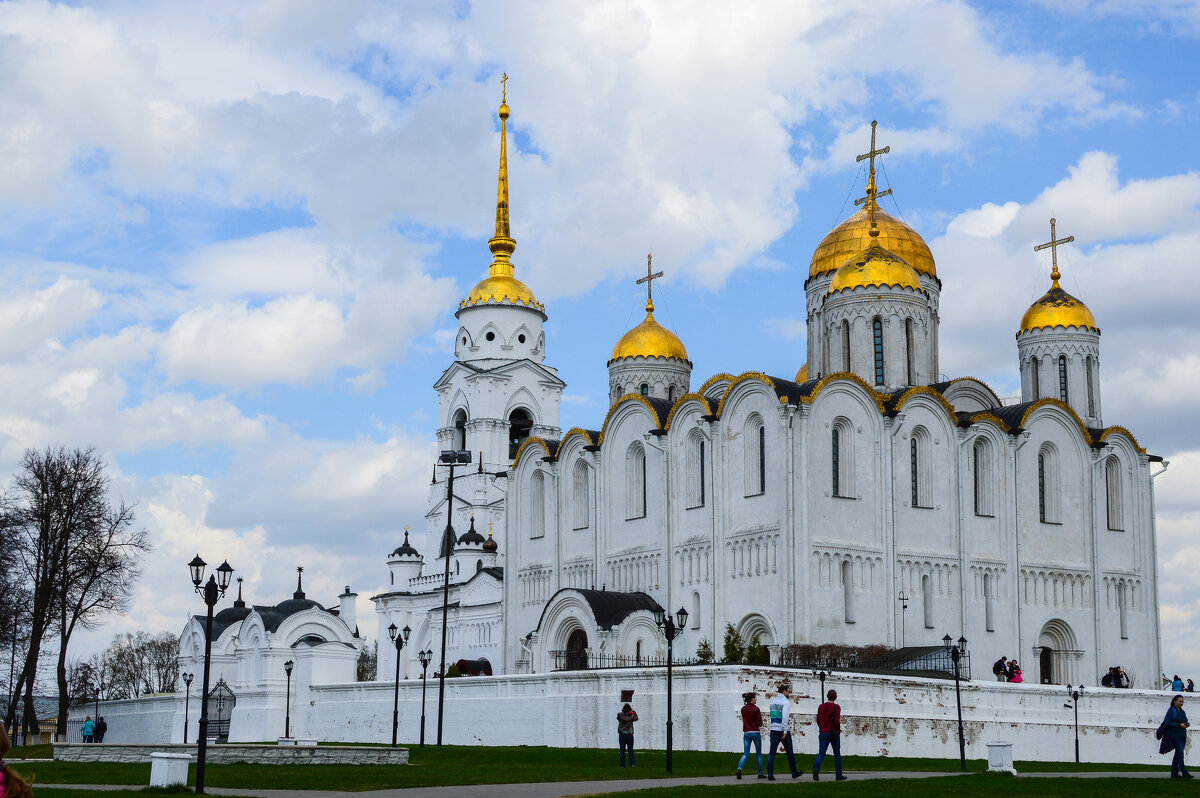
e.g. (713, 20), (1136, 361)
(1039, 646), (1054, 684)
(565, 629), (588, 670)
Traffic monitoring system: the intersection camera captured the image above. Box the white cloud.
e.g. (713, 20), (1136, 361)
(0, 277), (104, 357)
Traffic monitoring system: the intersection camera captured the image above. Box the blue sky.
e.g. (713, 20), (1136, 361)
(0, 0), (1198, 679)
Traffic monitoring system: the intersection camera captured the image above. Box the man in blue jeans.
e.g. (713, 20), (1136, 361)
(766, 681), (802, 780)
(813, 689), (848, 780)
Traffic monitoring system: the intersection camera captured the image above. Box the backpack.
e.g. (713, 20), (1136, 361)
(992, 658), (1005, 675)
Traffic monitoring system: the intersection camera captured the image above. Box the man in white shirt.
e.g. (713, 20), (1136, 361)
(766, 681), (803, 780)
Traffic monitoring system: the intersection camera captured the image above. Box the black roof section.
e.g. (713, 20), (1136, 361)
(458, 516), (486, 546)
(391, 529), (420, 558)
(543, 588), (662, 631)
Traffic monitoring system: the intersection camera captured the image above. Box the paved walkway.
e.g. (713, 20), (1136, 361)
(38, 770), (1180, 798)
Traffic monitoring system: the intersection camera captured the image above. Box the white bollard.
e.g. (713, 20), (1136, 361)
(149, 752), (192, 787)
(986, 741), (1016, 775)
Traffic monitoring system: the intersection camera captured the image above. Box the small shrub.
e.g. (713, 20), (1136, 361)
(721, 624), (745, 664)
(695, 638), (715, 664)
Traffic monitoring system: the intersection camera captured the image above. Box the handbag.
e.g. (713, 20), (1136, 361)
(1156, 723), (1165, 741)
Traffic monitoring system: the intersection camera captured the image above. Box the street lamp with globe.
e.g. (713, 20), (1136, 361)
(387, 622), (412, 747)
(188, 554), (235, 794)
(653, 604), (689, 774)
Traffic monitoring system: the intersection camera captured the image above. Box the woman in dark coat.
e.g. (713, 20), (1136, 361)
(1163, 694), (1193, 778)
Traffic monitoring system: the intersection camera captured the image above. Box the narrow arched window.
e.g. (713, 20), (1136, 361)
(832, 427), (841, 497)
(626, 444), (648, 520)
(530, 471), (546, 539)
(1118, 582), (1129, 639)
(973, 439), (993, 516)
(905, 318), (915, 385)
(1038, 445), (1060, 523)
(1038, 453), (1047, 522)
(984, 573), (995, 632)
(687, 435), (706, 508)
(744, 416), (766, 497)
(691, 591), (701, 629)
(1086, 357), (1095, 417)
(453, 409), (467, 451)
(922, 573), (933, 629)
(910, 438), (919, 507)
(508, 408), (533, 459)
(699, 440), (706, 506)
(842, 560), (855, 624)
(1030, 356), (1040, 399)
(640, 383), (649, 397)
(841, 321), (851, 372)
(872, 317), (885, 386)
(759, 424), (766, 495)
(1106, 457), (1124, 531)
(668, 385), (676, 401)
(1058, 355), (1069, 403)
(573, 461), (589, 530)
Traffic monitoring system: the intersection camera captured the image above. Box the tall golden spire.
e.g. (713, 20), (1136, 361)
(488, 72), (516, 278)
(854, 120), (893, 238)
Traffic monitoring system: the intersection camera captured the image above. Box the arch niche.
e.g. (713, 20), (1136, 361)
(1037, 618), (1079, 685)
(738, 614), (775, 664)
(566, 628), (589, 670)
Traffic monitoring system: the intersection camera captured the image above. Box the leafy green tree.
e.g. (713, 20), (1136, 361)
(695, 638), (715, 664)
(745, 633), (769, 664)
(721, 624), (745, 664)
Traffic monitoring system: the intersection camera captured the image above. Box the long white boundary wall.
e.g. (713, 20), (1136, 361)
(82, 668), (1181, 765)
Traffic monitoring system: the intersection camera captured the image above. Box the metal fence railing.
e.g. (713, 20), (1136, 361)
(549, 650), (700, 671)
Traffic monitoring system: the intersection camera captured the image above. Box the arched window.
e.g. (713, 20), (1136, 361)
(573, 460), (590, 530)
(691, 590), (701, 629)
(1086, 356), (1096, 417)
(530, 471), (546, 539)
(744, 416), (765, 497)
(452, 409), (467, 451)
(910, 427), (931, 508)
(687, 433), (706, 508)
(565, 629), (588, 670)
(1038, 445), (1060, 523)
(508, 408), (533, 459)
(832, 420), (854, 498)
(922, 573), (934, 629)
(1118, 581), (1129, 640)
(668, 385), (676, 401)
(872, 317), (885, 386)
(639, 383), (649, 397)
(984, 573), (995, 632)
(905, 318), (915, 385)
(1030, 356), (1040, 399)
(626, 444), (647, 520)
(973, 438), (994, 517)
(841, 320), (851, 372)
(842, 560), (855, 624)
(1106, 457), (1124, 531)
(1058, 355), (1069, 403)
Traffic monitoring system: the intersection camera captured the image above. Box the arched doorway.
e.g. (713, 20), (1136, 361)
(1039, 646), (1054, 684)
(565, 629), (588, 670)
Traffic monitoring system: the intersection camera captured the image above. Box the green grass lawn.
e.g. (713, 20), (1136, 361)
(596, 774), (1194, 798)
(13, 746), (1171, 792)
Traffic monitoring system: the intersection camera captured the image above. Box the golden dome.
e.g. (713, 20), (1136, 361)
(464, 274), (541, 309)
(1019, 275), (1098, 335)
(811, 205), (935, 279)
(795, 363), (808, 382)
(829, 242), (923, 295)
(610, 306), (688, 363)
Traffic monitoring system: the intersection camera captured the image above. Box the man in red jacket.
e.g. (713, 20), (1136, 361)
(813, 689), (847, 781)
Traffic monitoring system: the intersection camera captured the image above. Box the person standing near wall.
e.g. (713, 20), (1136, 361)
(95, 717), (107, 743)
(766, 681), (802, 780)
(812, 689), (847, 781)
(80, 716), (95, 744)
(616, 702), (638, 768)
(1161, 695), (1192, 778)
(735, 692), (764, 780)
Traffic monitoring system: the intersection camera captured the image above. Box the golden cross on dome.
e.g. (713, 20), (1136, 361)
(1034, 217), (1074, 285)
(854, 120), (893, 210)
(501, 72), (508, 104)
(636, 253), (664, 312)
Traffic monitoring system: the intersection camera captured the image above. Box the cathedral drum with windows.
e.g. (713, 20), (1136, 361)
(378, 102), (1162, 688)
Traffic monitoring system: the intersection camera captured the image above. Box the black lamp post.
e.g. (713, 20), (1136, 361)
(943, 634), (967, 770)
(434, 449), (471, 747)
(811, 666), (829, 705)
(1065, 684), (1084, 763)
(182, 672), (194, 744)
(418, 648), (432, 747)
(897, 590), (909, 648)
(388, 622), (412, 747)
(654, 604), (689, 774)
(283, 660), (294, 739)
(189, 553), (235, 794)
(93, 678), (104, 723)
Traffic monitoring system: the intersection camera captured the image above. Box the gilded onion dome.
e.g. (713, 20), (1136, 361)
(460, 92), (544, 312)
(610, 300), (689, 362)
(795, 362), (808, 382)
(1019, 267), (1098, 334)
(829, 239), (923, 295)
(811, 205), (936, 279)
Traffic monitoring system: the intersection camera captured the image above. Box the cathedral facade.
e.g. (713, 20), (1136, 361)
(374, 104), (1163, 689)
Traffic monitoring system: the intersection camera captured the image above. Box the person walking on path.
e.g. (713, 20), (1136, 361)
(1161, 695), (1193, 778)
(80, 716), (95, 744)
(736, 692), (764, 780)
(812, 689), (847, 781)
(95, 717), (107, 743)
(616, 703), (638, 768)
(766, 681), (802, 780)
(992, 656), (1009, 682)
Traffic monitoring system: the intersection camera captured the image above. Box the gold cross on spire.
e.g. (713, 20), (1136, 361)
(501, 72), (508, 104)
(1033, 216), (1074, 285)
(636, 253), (664, 312)
(854, 120), (893, 213)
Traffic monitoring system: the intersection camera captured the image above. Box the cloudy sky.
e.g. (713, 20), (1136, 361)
(0, 0), (1197, 680)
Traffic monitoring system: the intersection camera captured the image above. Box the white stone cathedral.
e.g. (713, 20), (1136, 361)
(374, 106), (1164, 690)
